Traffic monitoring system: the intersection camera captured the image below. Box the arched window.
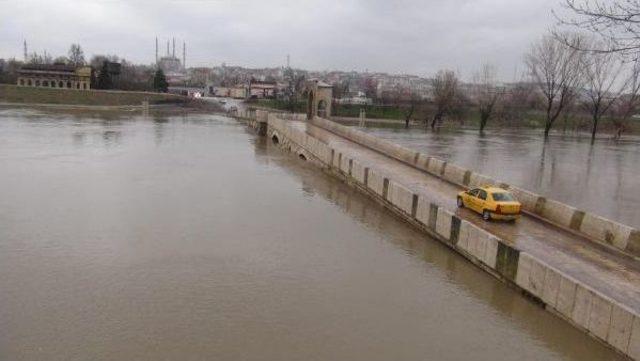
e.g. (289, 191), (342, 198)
(51, 81), (56, 88)
(76, 83), (80, 89)
(43, 80), (48, 87)
(59, 81), (64, 88)
(83, 83), (87, 90)
(19, 79), (24, 86)
(35, 80), (40, 86)
(28, 79), (32, 86)
(67, 81), (72, 88)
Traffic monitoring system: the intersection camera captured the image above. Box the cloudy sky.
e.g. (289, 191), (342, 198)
(0, 0), (564, 80)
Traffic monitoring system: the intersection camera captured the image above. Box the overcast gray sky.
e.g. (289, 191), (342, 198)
(0, 0), (563, 80)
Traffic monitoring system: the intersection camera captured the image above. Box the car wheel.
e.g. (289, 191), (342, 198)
(457, 197), (464, 208)
(482, 210), (491, 221)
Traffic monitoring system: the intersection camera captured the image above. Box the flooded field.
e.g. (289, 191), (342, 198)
(0, 108), (625, 361)
(358, 125), (640, 228)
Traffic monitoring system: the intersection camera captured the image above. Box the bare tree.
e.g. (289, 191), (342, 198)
(580, 43), (626, 141)
(403, 94), (422, 128)
(612, 59), (640, 138)
(503, 81), (537, 123)
(284, 67), (305, 113)
(430, 70), (461, 129)
(68, 44), (85, 67)
(556, 0), (640, 56)
(525, 35), (585, 138)
(471, 64), (503, 132)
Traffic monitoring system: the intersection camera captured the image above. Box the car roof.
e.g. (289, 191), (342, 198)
(474, 186), (511, 193)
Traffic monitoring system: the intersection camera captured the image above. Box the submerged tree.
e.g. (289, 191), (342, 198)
(525, 34), (585, 138)
(403, 94), (422, 128)
(430, 70), (461, 129)
(471, 64), (503, 132)
(612, 60), (640, 138)
(581, 42), (626, 141)
(153, 69), (169, 93)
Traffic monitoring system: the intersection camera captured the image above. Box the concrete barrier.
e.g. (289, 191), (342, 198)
(388, 181), (415, 216)
(308, 116), (639, 259)
(367, 169), (386, 198)
(264, 114), (640, 359)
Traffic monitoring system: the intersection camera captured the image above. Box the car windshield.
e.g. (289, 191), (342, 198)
(492, 192), (515, 201)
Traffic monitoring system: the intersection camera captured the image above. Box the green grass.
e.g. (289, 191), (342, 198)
(248, 99), (308, 113)
(0, 84), (187, 106)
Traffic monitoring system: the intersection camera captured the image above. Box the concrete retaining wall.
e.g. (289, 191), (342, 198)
(309, 117), (640, 259)
(266, 114), (640, 359)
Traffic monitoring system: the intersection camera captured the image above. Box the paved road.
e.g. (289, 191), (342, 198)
(292, 121), (640, 313)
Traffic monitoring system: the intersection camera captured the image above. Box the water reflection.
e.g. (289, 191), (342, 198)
(359, 126), (640, 227)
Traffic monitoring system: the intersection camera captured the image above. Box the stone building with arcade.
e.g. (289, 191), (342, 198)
(17, 64), (92, 90)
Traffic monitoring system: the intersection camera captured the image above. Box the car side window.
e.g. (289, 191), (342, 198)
(478, 190), (487, 200)
(469, 189), (480, 197)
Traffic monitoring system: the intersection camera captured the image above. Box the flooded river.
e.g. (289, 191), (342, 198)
(0, 108), (624, 361)
(358, 125), (640, 228)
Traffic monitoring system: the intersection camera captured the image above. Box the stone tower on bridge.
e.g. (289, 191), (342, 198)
(305, 79), (332, 120)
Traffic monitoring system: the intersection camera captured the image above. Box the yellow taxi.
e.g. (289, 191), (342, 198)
(457, 186), (521, 221)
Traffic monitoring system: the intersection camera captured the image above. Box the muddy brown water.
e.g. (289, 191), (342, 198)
(0, 108), (625, 360)
(357, 125), (640, 228)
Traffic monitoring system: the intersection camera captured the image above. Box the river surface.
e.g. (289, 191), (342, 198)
(356, 125), (640, 228)
(0, 108), (625, 361)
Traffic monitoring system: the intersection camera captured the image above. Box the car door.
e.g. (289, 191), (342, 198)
(466, 189), (480, 211)
(477, 189), (488, 212)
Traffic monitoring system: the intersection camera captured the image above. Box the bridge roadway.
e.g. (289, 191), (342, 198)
(289, 120), (640, 314)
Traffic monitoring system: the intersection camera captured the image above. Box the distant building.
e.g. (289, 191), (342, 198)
(249, 81), (277, 99)
(156, 38), (187, 84)
(17, 64), (92, 90)
(335, 91), (373, 105)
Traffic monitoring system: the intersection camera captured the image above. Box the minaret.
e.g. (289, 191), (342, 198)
(23, 40), (28, 62)
(166, 40), (170, 56)
(182, 41), (186, 70)
(155, 37), (158, 65)
(172, 38), (175, 58)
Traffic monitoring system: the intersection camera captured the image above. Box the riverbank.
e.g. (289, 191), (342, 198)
(0, 84), (224, 112)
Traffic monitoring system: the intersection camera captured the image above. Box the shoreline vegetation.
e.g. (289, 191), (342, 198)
(0, 84), (222, 112)
(248, 98), (640, 136)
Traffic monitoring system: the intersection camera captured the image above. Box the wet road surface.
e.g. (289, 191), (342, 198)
(0, 108), (625, 361)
